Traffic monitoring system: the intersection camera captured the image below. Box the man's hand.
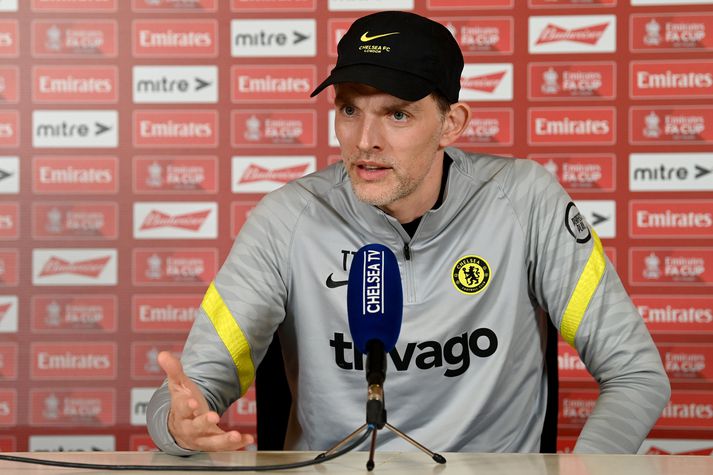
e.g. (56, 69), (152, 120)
(157, 351), (255, 451)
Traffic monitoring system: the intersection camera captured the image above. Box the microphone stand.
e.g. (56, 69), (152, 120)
(316, 340), (446, 471)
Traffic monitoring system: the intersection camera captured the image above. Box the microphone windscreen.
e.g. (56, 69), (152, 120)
(347, 243), (403, 354)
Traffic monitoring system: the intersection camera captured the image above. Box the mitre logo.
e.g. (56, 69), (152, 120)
(231, 64), (316, 103)
(629, 153), (713, 192)
(0, 156), (19, 194)
(529, 15), (616, 53)
(33, 249), (117, 285)
(0, 20), (18, 57)
(133, 202), (217, 239)
(132, 19), (217, 57)
(232, 156), (316, 193)
(28, 435), (115, 452)
(459, 63), (513, 101)
(31, 20), (117, 58)
(33, 110), (118, 148)
(438, 17), (513, 55)
(132, 66), (217, 104)
(631, 60), (713, 98)
(231, 19), (316, 58)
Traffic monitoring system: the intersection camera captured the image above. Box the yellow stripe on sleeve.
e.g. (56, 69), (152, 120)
(560, 231), (606, 347)
(201, 281), (255, 396)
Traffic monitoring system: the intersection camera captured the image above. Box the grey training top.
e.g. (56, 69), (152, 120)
(147, 148), (670, 455)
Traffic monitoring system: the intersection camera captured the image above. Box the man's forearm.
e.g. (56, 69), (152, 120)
(573, 368), (671, 453)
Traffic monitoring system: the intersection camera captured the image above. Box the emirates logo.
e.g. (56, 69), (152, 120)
(460, 71), (506, 93)
(140, 210), (210, 231)
(536, 22), (609, 45)
(239, 163), (310, 184)
(39, 256), (110, 278)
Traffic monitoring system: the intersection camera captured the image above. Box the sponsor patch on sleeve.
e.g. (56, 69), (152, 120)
(565, 201), (591, 244)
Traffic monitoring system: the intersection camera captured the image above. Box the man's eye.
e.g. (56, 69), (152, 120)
(343, 106), (356, 116)
(392, 111), (407, 121)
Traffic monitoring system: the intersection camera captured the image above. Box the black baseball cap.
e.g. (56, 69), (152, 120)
(310, 11), (464, 103)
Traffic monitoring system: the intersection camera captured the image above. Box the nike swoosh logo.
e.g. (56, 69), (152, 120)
(360, 31), (400, 42)
(325, 273), (348, 288)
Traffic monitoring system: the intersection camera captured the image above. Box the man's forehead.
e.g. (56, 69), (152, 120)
(334, 83), (423, 108)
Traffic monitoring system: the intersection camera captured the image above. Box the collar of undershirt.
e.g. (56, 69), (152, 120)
(401, 152), (452, 238)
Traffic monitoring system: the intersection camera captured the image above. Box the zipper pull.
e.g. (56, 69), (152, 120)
(403, 243), (411, 261)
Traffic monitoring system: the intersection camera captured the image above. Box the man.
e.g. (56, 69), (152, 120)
(148, 11), (670, 455)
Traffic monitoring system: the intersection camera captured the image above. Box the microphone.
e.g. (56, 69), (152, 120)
(346, 243), (403, 428)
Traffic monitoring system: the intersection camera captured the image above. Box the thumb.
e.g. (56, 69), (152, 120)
(157, 350), (186, 386)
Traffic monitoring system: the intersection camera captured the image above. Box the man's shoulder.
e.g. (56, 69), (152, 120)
(447, 147), (548, 187)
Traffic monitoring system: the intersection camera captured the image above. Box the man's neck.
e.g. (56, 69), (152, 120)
(398, 153), (452, 237)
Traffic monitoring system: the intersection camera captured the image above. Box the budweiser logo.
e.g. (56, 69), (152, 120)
(460, 71), (506, 93)
(39, 256), (110, 277)
(239, 163), (309, 184)
(536, 22), (609, 45)
(0, 303), (10, 317)
(139, 210), (210, 231)
(646, 446), (713, 456)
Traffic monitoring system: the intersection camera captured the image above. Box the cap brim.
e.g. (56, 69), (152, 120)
(310, 64), (434, 102)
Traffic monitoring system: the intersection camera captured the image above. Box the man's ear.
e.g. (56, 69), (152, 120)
(439, 102), (471, 148)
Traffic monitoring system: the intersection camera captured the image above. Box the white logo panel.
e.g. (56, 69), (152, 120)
(29, 435), (115, 452)
(32, 249), (118, 286)
(630, 153), (713, 191)
(32, 110), (118, 148)
(130, 388), (154, 426)
(231, 19), (316, 57)
(576, 200), (616, 239)
(133, 66), (218, 104)
(529, 15), (616, 54)
(0, 156), (19, 194)
(0, 0), (17, 12)
(0, 295), (17, 333)
(460, 63), (513, 101)
(133, 202), (218, 239)
(232, 156), (316, 193)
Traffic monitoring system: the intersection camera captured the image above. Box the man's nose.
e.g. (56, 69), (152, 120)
(356, 115), (383, 152)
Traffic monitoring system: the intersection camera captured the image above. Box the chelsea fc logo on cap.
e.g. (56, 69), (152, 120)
(452, 255), (492, 295)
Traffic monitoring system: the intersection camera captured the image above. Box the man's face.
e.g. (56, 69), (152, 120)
(333, 83), (447, 220)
